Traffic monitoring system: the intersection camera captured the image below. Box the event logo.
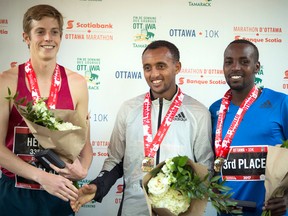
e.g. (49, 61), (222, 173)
(178, 68), (225, 85)
(133, 16), (156, 48)
(255, 65), (264, 88)
(76, 57), (101, 90)
(65, 19), (113, 40)
(91, 140), (110, 148)
(114, 70), (142, 79)
(234, 26), (282, 43)
(92, 139), (109, 158)
(0, 19), (8, 35)
(188, 0), (212, 7)
(169, 28), (219, 39)
(77, 179), (97, 208)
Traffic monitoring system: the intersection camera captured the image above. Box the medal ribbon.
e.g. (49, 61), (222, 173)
(25, 59), (61, 109)
(215, 85), (259, 159)
(143, 88), (184, 158)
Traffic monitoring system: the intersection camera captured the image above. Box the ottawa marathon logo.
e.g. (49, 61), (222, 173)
(76, 57), (101, 90)
(65, 20), (113, 41)
(132, 16), (156, 48)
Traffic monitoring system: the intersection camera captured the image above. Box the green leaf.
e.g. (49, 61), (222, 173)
(281, 140), (288, 148)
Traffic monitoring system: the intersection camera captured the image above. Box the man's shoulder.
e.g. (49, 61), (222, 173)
(261, 88), (288, 103)
(180, 94), (212, 118)
(64, 67), (87, 84)
(208, 98), (222, 114)
(123, 93), (146, 106)
(0, 67), (18, 87)
(182, 93), (208, 109)
(263, 87), (286, 97)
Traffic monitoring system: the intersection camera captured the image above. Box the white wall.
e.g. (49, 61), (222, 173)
(1, 0), (288, 215)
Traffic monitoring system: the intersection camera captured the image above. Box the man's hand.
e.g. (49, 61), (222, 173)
(37, 171), (78, 202)
(263, 197), (287, 216)
(70, 184), (97, 212)
(50, 157), (88, 181)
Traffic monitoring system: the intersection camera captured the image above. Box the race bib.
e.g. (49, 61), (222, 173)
(221, 146), (267, 181)
(13, 127), (56, 189)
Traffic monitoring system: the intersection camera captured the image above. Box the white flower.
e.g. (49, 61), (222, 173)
(20, 99), (80, 131)
(148, 172), (170, 196)
(149, 188), (190, 215)
(147, 157), (191, 215)
(56, 122), (81, 131)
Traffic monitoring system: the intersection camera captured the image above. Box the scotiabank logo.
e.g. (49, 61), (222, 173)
(66, 20), (113, 30)
(66, 20), (74, 29)
(284, 70), (288, 79)
(116, 184), (123, 194)
(178, 77), (185, 85)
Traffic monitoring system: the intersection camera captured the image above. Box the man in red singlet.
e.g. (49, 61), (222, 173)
(0, 4), (92, 216)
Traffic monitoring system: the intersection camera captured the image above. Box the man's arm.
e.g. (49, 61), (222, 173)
(193, 107), (214, 173)
(52, 70), (93, 180)
(0, 69), (78, 201)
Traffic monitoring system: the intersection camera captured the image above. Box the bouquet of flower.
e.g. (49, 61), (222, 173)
(142, 155), (241, 216)
(262, 141), (288, 216)
(6, 88), (88, 162)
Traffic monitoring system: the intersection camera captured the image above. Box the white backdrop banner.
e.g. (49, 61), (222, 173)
(1, 0), (288, 215)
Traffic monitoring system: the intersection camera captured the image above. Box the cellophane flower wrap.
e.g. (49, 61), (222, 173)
(7, 89), (88, 163)
(142, 155), (240, 216)
(262, 141), (288, 216)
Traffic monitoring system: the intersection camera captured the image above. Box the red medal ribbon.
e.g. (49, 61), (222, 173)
(215, 85), (259, 159)
(25, 59), (61, 109)
(143, 88), (184, 158)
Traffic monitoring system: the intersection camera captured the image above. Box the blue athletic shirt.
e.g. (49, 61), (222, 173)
(209, 88), (288, 216)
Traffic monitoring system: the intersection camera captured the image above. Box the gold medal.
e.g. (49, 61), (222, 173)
(141, 157), (154, 172)
(214, 157), (225, 172)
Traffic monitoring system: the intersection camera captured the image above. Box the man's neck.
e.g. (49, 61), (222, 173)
(231, 86), (260, 106)
(150, 85), (178, 101)
(30, 58), (57, 79)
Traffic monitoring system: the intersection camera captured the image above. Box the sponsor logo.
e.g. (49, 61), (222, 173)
(0, 19), (8, 35)
(178, 77), (226, 85)
(174, 112), (187, 121)
(188, 0), (212, 7)
(94, 151), (109, 157)
(65, 19), (113, 40)
(284, 70), (288, 79)
(76, 57), (101, 90)
(178, 68), (226, 86)
(260, 100), (272, 108)
(233, 26), (283, 43)
(282, 70), (288, 90)
(116, 184), (123, 194)
(133, 16), (156, 48)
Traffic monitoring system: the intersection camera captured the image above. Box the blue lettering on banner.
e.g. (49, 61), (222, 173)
(115, 71), (142, 79)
